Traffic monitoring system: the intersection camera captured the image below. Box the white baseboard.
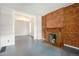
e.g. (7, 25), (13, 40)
(15, 34), (34, 36)
(15, 34), (30, 36)
(64, 44), (79, 50)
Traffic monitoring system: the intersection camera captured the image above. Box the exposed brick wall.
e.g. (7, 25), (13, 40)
(46, 8), (64, 28)
(42, 3), (79, 48)
(63, 3), (79, 47)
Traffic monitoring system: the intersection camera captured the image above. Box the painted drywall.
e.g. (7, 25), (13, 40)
(15, 20), (30, 36)
(15, 13), (35, 36)
(35, 16), (42, 39)
(34, 16), (38, 39)
(30, 16), (35, 36)
(0, 7), (15, 48)
(0, 6), (35, 49)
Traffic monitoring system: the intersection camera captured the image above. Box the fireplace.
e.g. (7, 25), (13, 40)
(43, 28), (63, 48)
(48, 33), (56, 44)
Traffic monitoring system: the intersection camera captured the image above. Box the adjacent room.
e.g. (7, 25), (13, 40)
(0, 3), (79, 56)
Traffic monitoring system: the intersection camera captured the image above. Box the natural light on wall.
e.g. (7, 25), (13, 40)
(16, 16), (30, 22)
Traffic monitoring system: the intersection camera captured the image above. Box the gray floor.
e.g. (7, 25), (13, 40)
(0, 35), (79, 56)
(64, 46), (79, 56)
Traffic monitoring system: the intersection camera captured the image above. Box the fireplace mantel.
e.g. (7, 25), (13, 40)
(42, 8), (64, 48)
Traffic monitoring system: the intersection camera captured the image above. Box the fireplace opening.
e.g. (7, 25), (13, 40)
(48, 33), (56, 44)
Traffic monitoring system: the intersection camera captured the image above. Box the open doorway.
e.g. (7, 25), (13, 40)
(15, 12), (35, 41)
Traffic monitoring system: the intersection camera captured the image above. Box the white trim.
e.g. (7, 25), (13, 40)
(15, 34), (29, 36)
(64, 44), (79, 50)
(12, 8), (16, 46)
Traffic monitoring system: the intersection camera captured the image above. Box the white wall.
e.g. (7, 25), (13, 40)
(15, 20), (30, 36)
(37, 16), (42, 39)
(34, 16), (38, 39)
(34, 16), (42, 39)
(0, 7), (15, 48)
(15, 13), (35, 36)
(0, 7), (35, 49)
(30, 16), (35, 36)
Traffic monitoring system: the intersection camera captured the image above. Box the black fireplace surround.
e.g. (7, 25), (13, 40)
(48, 33), (56, 43)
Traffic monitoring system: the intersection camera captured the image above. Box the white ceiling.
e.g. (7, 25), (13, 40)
(0, 3), (73, 15)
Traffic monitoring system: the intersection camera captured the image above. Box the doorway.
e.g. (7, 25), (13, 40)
(15, 12), (35, 40)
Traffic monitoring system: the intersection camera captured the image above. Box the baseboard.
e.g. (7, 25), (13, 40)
(33, 39), (42, 40)
(64, 44), (79, 50)
(15, 34), (27, 36)
(15, 35), (33, 36)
